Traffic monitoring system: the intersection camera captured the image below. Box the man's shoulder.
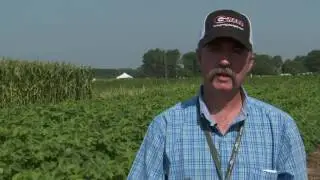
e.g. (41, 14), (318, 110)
(247, 96), (295, 123)
(151, 96), (198, 124)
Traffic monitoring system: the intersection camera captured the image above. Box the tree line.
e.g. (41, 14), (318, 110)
(93, 49), (320, 78)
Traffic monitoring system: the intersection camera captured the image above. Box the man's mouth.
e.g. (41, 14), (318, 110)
(207, 68), (235, 82)
(213, 73), (234, 83)
(216, 73), (231, 77)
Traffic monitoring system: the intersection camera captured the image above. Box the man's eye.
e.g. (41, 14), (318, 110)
(233, 48), (244, 54)
(209, 46), (220, 51)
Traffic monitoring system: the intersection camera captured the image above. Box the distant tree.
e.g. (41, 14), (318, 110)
(282, 59), (308, 75)
(140, 48), (166, 78)
(251, 54), (277, 75)
(181, 51), (199, 77)
(165, 49), (181, 78)
(304, 50), (320, 72)
(136, 47), (320, 78)
(140, 48), (180, 78)
(270, 55), (283, 74)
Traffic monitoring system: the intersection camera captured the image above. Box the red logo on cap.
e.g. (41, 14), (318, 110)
(215, 16), (244, 27)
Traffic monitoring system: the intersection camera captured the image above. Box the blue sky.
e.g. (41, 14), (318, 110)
(0, 0), (319, 68)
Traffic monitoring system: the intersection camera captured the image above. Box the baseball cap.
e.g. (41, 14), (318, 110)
(198, 9), (253, 50)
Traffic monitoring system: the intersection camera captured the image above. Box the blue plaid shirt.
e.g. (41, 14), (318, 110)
(127, 86), (307, 180)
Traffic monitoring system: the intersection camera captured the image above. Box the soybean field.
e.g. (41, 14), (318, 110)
(0, 59), (319, 179)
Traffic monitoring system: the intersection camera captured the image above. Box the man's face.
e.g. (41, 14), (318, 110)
(198, 37), (254, 92)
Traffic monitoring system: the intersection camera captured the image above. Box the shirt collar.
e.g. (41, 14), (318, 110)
(197, 85), (249, 127)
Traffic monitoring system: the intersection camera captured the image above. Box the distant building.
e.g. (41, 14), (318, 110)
(280, 73), (292, 76)
(116, 72), (133, 79)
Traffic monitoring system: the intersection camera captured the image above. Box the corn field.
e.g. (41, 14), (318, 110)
(0, 57), (94, 108)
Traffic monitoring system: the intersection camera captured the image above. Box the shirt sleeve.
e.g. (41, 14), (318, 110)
(277, 116), (308, 180)
(127, 115), (166, 180)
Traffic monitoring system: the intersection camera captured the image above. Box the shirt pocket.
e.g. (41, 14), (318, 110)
(249, 168), (278, 180)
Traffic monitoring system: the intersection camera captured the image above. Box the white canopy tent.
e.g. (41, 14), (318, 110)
(116, 72), (133, 79)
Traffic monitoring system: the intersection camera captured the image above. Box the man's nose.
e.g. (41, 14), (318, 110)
(218, 56), (231, 66)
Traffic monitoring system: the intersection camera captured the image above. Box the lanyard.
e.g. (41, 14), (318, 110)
(197, 98), (245, 180)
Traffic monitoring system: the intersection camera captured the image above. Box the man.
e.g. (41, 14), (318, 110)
(127, 9), (307, 180)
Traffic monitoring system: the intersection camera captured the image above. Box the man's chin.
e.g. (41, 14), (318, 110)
(212, 85), (234, 92)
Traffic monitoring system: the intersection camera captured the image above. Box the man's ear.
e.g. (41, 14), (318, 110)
(247, 52), (255, 72)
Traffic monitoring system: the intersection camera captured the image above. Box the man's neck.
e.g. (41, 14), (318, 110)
(202, 85), (244, 133)
(203, 86), (243, 114)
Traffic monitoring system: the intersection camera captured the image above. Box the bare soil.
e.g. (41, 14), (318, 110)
(308, 145), (320, 179)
